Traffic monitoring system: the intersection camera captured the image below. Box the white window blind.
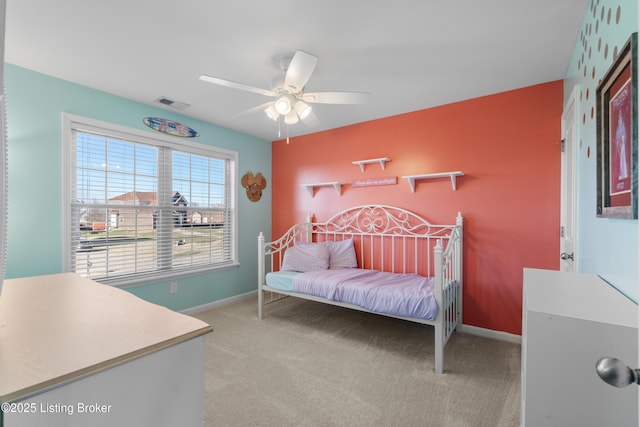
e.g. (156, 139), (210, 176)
(63, 114), (237, 286)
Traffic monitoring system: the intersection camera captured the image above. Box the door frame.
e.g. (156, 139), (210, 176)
(560, 85), (579, 272)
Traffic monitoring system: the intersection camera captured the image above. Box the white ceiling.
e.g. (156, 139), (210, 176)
(5, 0), (588, 141)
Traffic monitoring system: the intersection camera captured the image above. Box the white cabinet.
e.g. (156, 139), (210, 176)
(0, 273), (212, 426)
(3, 338), (205, 427)
(521, 268), (637, 426)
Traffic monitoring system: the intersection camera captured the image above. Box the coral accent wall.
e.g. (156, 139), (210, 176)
(272, 81), (562, 335)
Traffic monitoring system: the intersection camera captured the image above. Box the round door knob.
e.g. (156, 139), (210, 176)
(560, 252), (574, 261)
(596, 357), (640, 388)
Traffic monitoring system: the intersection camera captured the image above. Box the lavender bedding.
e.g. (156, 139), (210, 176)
(269, 268), (439, 321)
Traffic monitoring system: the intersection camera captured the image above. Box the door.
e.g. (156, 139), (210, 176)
(560, 86), (578, 272)
(596, 19), (640, 418)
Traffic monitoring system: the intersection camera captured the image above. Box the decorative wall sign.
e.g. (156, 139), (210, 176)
(143, 117), (199, 138)
(596, 32), (637, 219)
(352, 176), (397, 188)
(242, 172), (267, 202)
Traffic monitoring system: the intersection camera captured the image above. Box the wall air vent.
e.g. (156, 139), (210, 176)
(154, 96), (190, 110)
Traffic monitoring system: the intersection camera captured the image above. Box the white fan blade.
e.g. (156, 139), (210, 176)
(199, 75), (275, 97)
(302, 91), (372, 104)
(232, 101), (275, 119)
(284, 51), (318, 93)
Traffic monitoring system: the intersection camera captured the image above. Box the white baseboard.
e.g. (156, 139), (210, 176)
(459, 323), (522, 345)
(180, 290), (257, 315)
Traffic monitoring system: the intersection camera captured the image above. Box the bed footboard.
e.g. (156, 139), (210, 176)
(257, 218), (310, 319)
(433, 212), (463, 373)
(257, 232), (296, 319)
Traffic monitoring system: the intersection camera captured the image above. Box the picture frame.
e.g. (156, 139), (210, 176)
(596, 32), (638, 219)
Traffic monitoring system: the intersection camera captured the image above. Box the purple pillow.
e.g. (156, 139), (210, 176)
(281, 243), (330, 272)
(295, 239), (358, 269)
(325, 238), (358, 269)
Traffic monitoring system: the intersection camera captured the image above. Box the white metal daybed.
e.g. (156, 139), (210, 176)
(257, 205), (463, 374)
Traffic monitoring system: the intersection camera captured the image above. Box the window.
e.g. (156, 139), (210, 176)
(63, 114), (237, 286)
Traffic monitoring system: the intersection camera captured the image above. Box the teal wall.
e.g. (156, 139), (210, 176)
(564, 0), (638, 300)
(4, 64), (272, 311)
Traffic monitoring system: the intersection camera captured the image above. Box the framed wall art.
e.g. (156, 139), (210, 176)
(596, 32), (638, 219)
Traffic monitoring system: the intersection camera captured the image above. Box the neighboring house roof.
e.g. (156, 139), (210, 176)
(109, 191), (188, 207)
(109, 191), (157, 205)
(172, 192), (188, 207)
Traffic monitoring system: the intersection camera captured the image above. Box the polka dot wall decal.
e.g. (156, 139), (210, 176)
(569, 1), (634, 149)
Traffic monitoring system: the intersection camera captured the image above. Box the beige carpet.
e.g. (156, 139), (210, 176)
(193, 295), (521, 427)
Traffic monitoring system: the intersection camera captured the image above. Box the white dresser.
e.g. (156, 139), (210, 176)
(521, 268), (638, 426)
(0, 273), (213, 426)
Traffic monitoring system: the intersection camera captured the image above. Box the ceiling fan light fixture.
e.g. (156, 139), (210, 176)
(199, 50), (372, 137)
(284, 111), (299, 125)
(294, 100), (312, 120)
(264, 104), (279, 121)
(275, 95), (293, 115)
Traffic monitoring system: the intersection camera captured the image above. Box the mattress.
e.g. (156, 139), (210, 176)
(265, 270), (302, 292)
(289, 268), (438, 320)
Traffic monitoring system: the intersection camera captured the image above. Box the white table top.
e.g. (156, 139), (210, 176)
(0, 273), (212, 402)
(523, 268), (637, 328)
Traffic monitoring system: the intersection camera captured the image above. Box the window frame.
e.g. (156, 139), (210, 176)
(62, 113), (239, 287)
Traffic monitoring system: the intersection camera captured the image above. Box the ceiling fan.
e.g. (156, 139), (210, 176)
(199, 50), (371, 127)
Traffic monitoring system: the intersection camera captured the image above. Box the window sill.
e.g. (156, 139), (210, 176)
(92, 263), (241, 289)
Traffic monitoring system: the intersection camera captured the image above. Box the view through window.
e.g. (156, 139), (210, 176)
(64, 115), (237, 285)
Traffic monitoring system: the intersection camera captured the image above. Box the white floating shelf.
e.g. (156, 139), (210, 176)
(401, 171), (464, 192)
(301, 182), (342, 197)
(352, 157), (391, 172)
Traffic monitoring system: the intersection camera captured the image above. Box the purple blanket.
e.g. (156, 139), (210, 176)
(292, 269), (438, 320)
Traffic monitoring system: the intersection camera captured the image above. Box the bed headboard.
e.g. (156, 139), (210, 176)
(264, 205), (462, 279)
